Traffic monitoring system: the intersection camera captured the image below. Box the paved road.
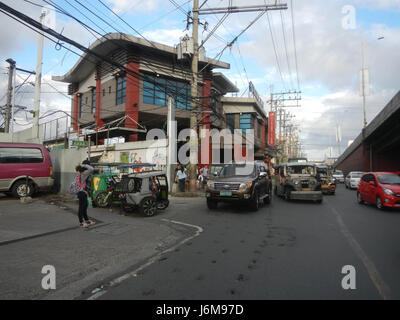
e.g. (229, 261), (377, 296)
(84, 184), (400, 300)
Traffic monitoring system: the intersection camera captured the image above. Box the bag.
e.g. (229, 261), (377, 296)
(69, 174), (81, 194)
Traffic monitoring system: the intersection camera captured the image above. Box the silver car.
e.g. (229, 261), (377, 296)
(332, 170), (345, 183)
(345, 171), (364, 189)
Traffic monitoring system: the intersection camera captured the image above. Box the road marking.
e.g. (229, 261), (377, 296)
(87, 219), (203, 300)
(330, 206), (392, 300)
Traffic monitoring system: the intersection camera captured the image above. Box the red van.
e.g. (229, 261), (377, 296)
(0, 142), (54, 198)
(357, 172), (400, 210)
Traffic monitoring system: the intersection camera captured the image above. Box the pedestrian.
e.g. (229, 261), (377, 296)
(200, 165), (209, 190)
(175, 164), (187, 193)
(75, 160), (96, 228)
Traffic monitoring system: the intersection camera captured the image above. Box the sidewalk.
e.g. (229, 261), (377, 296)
(0, 195), (194, 300)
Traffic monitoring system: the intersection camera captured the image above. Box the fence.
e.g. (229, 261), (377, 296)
(42, 116), (70, 142)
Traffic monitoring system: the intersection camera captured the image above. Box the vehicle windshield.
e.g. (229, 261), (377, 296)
(317, 168), (328, 175)
(209, 165), (224, 176)
(334, 171), (343, 175)
(287, 165), (315, 175)
(377, 174), (400, 185)
(218, 163), (255, 177)
(351, 172), (363, 178)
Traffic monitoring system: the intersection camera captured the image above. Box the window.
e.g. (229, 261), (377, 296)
(102, 89), (105, 97)
(239, 113), (252, 134)
(91, 88), (96, 114)
(0, 148), (43, 163)
(79, 95), (83, 118)
(116, 75), (126, 105)
(142, 73), (190, 110)
(226, 114), (235, 132)
(85, 97), (88, 105)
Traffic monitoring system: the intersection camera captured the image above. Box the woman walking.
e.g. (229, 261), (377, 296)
(75, 160), (96, 228)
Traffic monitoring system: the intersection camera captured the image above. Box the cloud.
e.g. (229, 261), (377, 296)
(142, 28), (188, 46)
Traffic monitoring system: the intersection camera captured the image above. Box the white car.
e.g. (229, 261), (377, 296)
(332, 170), (345, 183)
(345, 171), (364, 189)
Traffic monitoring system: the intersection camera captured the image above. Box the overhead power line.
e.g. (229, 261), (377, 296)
(290, 0), (300, 90)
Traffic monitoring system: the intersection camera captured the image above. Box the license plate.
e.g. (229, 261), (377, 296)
(220, 191), (232, 196)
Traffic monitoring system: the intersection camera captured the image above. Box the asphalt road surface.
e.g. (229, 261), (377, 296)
(87, 184), (400, 300)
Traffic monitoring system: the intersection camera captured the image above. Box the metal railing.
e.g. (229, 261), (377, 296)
(42, 116), (70, 141)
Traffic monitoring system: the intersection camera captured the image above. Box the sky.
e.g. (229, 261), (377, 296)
(0, 0), (400, 160)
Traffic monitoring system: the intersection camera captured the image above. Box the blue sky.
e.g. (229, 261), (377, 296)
(1, 0), (400, 160)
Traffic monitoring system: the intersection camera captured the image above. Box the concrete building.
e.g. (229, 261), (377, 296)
(52, 33), (236, 141)
(52, 32), (270, 164)
(221, 96), (268, 161)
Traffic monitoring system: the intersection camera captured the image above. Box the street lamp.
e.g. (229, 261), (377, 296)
(361, 36), (384, 129)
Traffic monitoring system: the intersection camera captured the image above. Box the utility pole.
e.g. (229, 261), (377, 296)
(32, 11), (46, 140)
(4, 58), (16, 133)
(187, 1), (288, 191)
(187, 0), (200, 192)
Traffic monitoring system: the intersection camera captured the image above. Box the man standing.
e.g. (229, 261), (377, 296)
(200, 165), (209, 190)
(175, 164), (187, 193)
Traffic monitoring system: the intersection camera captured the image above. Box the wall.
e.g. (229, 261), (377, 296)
(336, 143), (367, 176)
(50, 148), (87, 194)
(0, 126), (44, 144)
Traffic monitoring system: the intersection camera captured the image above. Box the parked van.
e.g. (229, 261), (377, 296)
(0, 143), (54, 198)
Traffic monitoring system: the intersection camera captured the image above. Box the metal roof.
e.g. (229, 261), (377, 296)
(52, 33), (230, 83)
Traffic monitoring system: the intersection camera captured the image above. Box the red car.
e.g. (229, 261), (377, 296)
(0, 142), (54, 198)
(357, 172), (400, 210)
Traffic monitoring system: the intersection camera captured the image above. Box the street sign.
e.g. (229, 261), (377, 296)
(268, 112), (276, 146)
(71, 140), (88, 147)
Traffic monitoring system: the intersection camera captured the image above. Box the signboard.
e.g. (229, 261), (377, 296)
(71, 140), (88, 147)
(268, 112), (276, 146)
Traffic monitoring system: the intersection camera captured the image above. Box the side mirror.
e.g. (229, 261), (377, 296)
(259, 172), (267, 178)
(369, 181), (376, 186)
(213, 172), (219, 177)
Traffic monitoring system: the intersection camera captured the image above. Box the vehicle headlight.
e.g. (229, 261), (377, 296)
(207, 181), (214, 189)
(294, 181), (299, 185)
(239, 182), (252, 190)
(383, 188), (394, 196)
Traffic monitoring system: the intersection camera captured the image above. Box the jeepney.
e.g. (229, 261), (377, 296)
(274, 162), (323, 203)
(316, 165), (336, 195)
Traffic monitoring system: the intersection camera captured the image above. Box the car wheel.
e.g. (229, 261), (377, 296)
(206, 199), (218, 210)
(139, 197), (158, 216)
(357, 192), (364, 204)
(376, 196), (385, 210)
(251, 190), (260, 211)
(12, 180), (34, 198)
(94, 192), (111, 208)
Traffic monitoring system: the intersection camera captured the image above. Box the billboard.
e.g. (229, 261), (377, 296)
(268, 112), (276, 146)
